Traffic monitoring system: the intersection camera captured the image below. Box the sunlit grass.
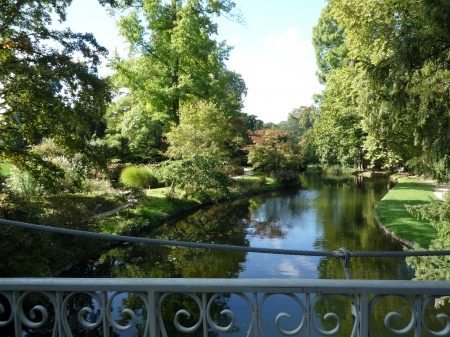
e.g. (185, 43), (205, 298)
(307, 163), (323, 170)
(374, 177), (438, 248)
(133, 171), (281, 223)
(0, 162), (13, 176)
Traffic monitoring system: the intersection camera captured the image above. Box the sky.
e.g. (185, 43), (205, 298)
(58, 0), (326, 124)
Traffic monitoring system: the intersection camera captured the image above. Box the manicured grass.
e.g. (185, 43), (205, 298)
(138, 187), (201, 221)
(374, 177), (438, 248)
(307, 163), (323, 170)
(127, 171), (282, 227)
(0, 162), (13, 176)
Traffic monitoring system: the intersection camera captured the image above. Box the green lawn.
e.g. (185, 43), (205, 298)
(374, 177), (438, 248)
(307, 163), (323, 170)
(0, 162), (13, 176)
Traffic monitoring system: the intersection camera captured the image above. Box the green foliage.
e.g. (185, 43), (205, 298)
(226, 161), (244, 177)
(0, 163), (13, 176)
(109, 0), (246, 124)
(278, 106), (317, 142)
(29, 139), (88, 194)
(406, 195), (450, 303)
(165, 100), (243, 159)
(120, 166), (158, 189)
(156, 155), (233, 201)
(102, 96), (167, 163)
(0, 0), (112, 181)
(317, 0), (450, 178)
(245, 129), (307, 172)
(257, 175), (268, 186)
(0, 191), (126, 277)
(105, 0), (247, 163)
(312, 5), (349, 84)
(0, 193), (45, 222)
(312, 66), (366, 170)
(4, 168), (42, 201)
(270, 170), (300, 186)
(278, 106), (319, 165)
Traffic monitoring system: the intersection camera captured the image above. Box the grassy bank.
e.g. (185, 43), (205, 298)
(0, 162), (13, 176)
(1, 167), (297, 276)
(96, 172), (287, 235)
(374, 177), (438, 248)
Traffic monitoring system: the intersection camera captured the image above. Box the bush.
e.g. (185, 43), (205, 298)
(245, 129), (307, 172)
(120, 166), (158, 189)
(4, 168), (42, 201)
(84, 179), (116, 195)
(107, 163), (128, 182)
(257, 175), (268, 185)
(157, 155), (232, 201)
(271, 169), (300, 186)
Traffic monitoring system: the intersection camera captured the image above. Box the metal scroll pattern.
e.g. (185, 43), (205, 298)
(0, 291), (450, 336)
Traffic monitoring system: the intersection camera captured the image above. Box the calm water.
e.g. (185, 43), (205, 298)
(65, 172), (412, 281)
(57, 172), (448, 337)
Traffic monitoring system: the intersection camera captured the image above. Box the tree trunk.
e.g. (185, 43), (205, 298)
(171, 0), (180, 125)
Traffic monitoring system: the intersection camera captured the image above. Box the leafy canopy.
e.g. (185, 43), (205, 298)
(245, 129), (306, 172)
(165, 100), (243, 159)
(0, 0), (113, 185)
(109, 0), (246, 125)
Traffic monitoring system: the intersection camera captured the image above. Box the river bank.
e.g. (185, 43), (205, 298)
(56, 171), (299, 275)
(373, 176), (442, 249)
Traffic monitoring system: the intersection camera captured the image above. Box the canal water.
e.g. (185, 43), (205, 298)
(57, 172), (449, 337)
(64, 172), (411, 281)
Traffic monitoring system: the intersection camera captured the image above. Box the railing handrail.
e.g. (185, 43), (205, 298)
(2, 278), (450, 295)
(2, 278), (450, 336)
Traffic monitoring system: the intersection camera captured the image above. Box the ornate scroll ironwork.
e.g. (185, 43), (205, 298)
(0, 278), (449, 336)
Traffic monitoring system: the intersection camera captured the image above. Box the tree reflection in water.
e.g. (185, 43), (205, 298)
(52, 172), (450, 336)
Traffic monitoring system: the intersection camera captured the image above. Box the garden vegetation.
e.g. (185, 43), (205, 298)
(1, 0), (450, 288)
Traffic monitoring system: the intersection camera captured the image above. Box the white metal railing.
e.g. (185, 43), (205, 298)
(1, 278), (450, 337)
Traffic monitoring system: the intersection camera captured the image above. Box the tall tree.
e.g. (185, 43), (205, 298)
(109, 0), (245, 126)
(278, 105), (317, 143)
(312, 4), (366, 170)
(164, 100), (243, 159)
(329, 0), (450, 178)
(0, 0), (113, 185)
(312, 5), (349, 84)
(313, 67), (366, 169)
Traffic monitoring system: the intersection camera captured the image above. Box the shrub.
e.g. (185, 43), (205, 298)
(271, 169), (300, 186)
(257, 175), (268, 185)
(107, 163), (128, 182)
(84, 179), (116, 195)
(4, 168), (42, 201)
(157, 155), (232, 201)
(30, 139), (87, 194)
(226, 163), (244, 176)
(245, 129), (307, 172)
(120, 166), (158, 189)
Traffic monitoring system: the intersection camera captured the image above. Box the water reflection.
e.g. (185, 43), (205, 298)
(65, 172), (414, 281)
(57, 172), (434, 336)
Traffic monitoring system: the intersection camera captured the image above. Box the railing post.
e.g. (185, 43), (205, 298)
(254, 293), (259, 337)
(102, 291), (110, 337)
(13, 291), (21, 337)
(358, 293), (369, 337)
(55, 291), (65, 337)
(202, 293), (208, 337)
(414, 295), (422, 337)
(306, 293), (311, 337)
(148, 291), (158, 337)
